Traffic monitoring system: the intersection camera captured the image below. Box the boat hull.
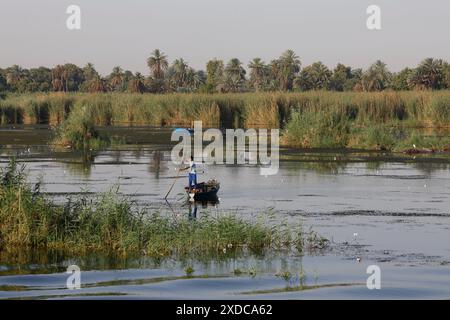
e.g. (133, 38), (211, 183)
(185, 181), (220, 201)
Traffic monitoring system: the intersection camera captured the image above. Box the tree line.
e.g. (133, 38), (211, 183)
(1, 49), (449, 94)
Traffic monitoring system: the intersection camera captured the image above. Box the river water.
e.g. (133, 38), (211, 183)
(0, 126), (449, 299)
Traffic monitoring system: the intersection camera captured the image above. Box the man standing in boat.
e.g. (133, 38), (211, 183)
(180, 156), (197, 191)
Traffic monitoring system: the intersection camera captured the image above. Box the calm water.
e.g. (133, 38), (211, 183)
(0, 126), (449, 299)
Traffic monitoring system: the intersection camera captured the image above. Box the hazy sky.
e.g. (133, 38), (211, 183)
(0, 0), (449, 75)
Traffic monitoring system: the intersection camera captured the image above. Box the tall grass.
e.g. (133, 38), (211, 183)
(51, 104), (110, 150)
(0, 93), (73, 125)
(1, 91), (449, 150)
(1, 91), (448, 128)
(0, 159), (326, 257)
(282, 110), (350, 148)
(280, 91), (450, 150)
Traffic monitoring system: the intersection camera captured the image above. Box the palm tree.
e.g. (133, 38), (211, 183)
(267, 59), (282, 90)
(185, 68), (205, 91)
(206, 59), (224, 92)
(82, 63), (98, 81)
(172, 58), (189, 88)
(248, 58), (267, 91)
(310, 62), (332, 89)
(349, 68), (363, 91)
(60, 63), (84, 92)
(129, 72), (146, 93)
(51, 65), (67, 92)
(278, 50), (301, 91)
(407, 58), (445, 90)
(329, 63), (352, 91)
(192, 70), (206, 89)
(294, 62), (331, 91)
(361, 60), (391, 91)
(147, 49), (168, 80)
(391, 68), (412, 91)
(223, 58), (246, 92)
(5, 65), (23, 86)
(0, 73), (7, 92)
(445, 62), (450, 89)
(226, 58), (246, 78)
(109, 66), (124, 91)
(294, 67), (313, 91)
(88, 76), (107, 93)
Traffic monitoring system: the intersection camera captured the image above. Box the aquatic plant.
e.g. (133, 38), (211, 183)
(51, 104), (109, 150)
(0, 159), (328, 258)
(348, 126), (397, 151)
(233, 268), (244, 276)
(0, 91), (448, 128)
(2, 91), (448, 151)
(281, 109), (350, 148)
(396, 131), (450, 152)
(184, 266), (195, 276)
(276, 270), (293, 282)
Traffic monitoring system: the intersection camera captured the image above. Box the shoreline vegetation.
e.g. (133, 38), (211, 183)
(0, 159), (328, 259)
(1, 91), (449, 152)
(1, 51), (449, 95)
(0, 49), (450, 153)
(1, 50), (448, 151)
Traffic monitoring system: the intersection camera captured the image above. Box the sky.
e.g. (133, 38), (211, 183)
(0, 0), (449, 75)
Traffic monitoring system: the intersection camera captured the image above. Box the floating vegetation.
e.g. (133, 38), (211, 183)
(240, 282), (362, 295)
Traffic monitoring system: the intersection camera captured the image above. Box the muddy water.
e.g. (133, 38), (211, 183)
(0, 125), (449, 299)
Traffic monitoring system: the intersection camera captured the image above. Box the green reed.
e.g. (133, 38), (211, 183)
(0, 159), (327, 258)
(1, 91), (449, 150)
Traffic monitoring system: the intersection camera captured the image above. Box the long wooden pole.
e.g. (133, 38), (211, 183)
(164, 168), (181, 199)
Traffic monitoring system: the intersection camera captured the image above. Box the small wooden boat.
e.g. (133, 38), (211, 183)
(185, 179), (220, 201)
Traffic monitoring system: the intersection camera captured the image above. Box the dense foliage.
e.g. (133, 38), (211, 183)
(1, 50), (449, 94)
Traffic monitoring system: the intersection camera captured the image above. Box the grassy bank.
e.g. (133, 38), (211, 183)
(0, 91), (449, 150)
(282, 109), (450, 151)
(0, 159), (327, 257)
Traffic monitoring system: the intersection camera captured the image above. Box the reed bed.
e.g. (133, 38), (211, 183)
(51, 104), (111, 150)
(0, 91), (447, 127)
(1, 91), (449, 150)
(0, 159), (326, 257)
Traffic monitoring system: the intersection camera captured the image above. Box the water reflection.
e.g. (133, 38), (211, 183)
(2, 126), (450, 299)
(187, 199), (220, 220)
(412, 161), (450, 176)
(0, 247), (310, 279)
(147, 150), (168, 178)
(63, 152), (96, 177)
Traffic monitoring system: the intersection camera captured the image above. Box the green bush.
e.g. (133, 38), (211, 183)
(282, 109), (350, 148)
(51, 104), (109, 150)
(357, 126), (396, 151)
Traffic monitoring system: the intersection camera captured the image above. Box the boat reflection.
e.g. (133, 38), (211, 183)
(188, 197), (220, 220)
